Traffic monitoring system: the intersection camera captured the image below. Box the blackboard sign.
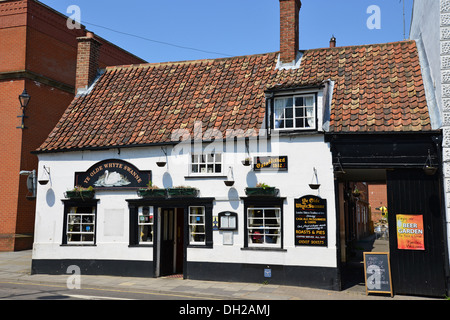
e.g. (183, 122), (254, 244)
(294, 195), (327, 247)
(363, 252), (393, 297)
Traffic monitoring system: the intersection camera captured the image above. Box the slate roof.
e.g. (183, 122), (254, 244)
(37, 40), (431, 152)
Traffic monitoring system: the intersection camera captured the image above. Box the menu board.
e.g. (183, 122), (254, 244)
(295, 196), (327, 247)
(363, 252), (393, 297)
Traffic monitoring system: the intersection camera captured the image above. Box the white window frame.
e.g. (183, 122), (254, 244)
(190, 153), (223, 176)
(138, 206), (154, 244)
(67, 207), (96, 245)
(189, 206), (206, 245)
(273, 94), (316, 131)
(247, 207), (281, 248)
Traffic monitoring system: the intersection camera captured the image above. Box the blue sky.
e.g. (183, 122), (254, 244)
(39, 0), (413, 63)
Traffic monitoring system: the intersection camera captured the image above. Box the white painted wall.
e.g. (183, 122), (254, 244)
(410, 0), (450, 264)
(33, 133), (337, 269)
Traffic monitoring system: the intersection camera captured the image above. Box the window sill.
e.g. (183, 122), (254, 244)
(273, 129), (319, 135)
(129, 244), (153, 248)
(187, 244), (213, 249)
(60, 244), (97, 247)
(241, 247), (286, 252)
(185, 175), (227, 179)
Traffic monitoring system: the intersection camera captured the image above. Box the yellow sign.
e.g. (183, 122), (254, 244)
(396, 215), (425, 251)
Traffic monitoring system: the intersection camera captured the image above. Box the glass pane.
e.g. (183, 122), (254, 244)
(296, 118), (304, 128)
(305, 96), (314, 106)
(274, 99), (285, 120)
(190, 215), (204, 224)
(275, 119), (284, 129)
(140, 225), (153, 242)
(215, 153), (222, 162)
(82, 224), (94, 232)
(285, 120), (293, 128)
(249, 230), (264, 243)
(191, 164), (199, 173)
(207, 154), (214, 162)
(192, 154), (198, 163)
(82, 216), (93, 224)
(295, 96), (304, 106)
(82, 234), (94, 242)
(296, 107), (304, 117)
(285, 107), (293, 119)
(284, 97), (293, 107)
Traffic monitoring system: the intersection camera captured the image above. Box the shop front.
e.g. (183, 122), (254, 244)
(32, 132), (341, 290)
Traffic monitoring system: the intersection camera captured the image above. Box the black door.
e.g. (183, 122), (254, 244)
(386, 169), (447, 297)
(160, 208), (175, 276)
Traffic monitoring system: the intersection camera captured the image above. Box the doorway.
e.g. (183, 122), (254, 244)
(337, 168), (448, 296)
(337, 172), (389, 290)
(159, 208), (184, 277)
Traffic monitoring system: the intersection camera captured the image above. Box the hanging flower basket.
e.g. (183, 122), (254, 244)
(224, 180), (235, 187)
(242, 158), (252, 166)
(245, 183), (278, 197)
(65, 186), (95, 200)
(167, 187), (198, 197)
(156, 161), (167, 167)
(137, 188), (167, 198)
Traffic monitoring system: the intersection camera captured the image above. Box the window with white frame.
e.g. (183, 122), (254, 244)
(190, 153), (222, 174)
(66, 206), (96, 244)
(189, 206), (205, 244)
(274, 94), (316, 130)
(247, 208), (281, 247)
(138, 206), (154, 244)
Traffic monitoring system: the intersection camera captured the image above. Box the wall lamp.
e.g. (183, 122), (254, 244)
(17, 89), (31, 129)
(19, 169), (36, 199)
(423, 149), (437, 176)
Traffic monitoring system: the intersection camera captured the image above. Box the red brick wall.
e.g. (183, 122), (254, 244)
(0, 80), (24, 251)
(279, 0), (301, 63)
(368, 183), (388, 223)
(0, 0), (145, 251)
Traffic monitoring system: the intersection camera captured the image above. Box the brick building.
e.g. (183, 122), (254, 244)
(0, 0), (145, 251)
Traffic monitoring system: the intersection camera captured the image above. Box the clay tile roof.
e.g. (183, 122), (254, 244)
(37, 40), (431, 152)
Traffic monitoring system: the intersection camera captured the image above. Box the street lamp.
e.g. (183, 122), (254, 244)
(17, 89), (31, 129)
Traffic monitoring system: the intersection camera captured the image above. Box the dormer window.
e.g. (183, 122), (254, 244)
(273, 94), (316, 131)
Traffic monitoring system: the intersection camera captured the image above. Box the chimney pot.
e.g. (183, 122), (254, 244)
(330, 35), (336, 48)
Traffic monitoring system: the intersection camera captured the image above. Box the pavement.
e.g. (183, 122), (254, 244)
(0, 249), (443, 300)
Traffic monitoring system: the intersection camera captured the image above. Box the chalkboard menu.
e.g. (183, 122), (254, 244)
(294, 196), (327, 247)
(363, 252), (393, 297)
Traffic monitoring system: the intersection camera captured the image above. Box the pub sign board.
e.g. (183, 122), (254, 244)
(75, 159), (151, 189)
(294, 195), (327, 247)
(253, 156), (288, 171)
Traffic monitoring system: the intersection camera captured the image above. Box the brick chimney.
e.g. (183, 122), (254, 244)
(75, 31), (102, 94)
(329, 35), (336, 48)
(279, 0), (301, 64)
